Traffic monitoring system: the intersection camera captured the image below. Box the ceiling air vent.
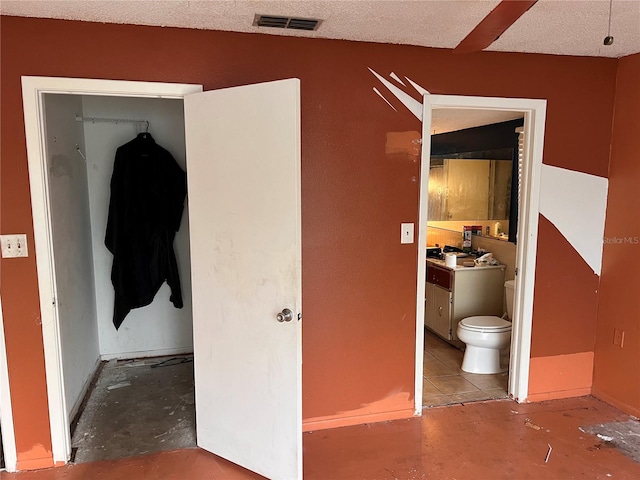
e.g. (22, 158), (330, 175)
(254, 14), (321, 31)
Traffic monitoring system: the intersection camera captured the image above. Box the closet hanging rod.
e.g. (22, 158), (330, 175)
(75, 115), (149, 131)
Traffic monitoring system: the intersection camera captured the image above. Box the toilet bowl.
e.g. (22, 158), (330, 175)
(457, 280), (515, 374)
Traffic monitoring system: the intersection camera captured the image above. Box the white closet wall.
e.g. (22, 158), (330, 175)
(81, 96), (193, 359)
(43, 94), (101, 419)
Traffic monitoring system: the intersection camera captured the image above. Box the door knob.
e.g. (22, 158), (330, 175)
(277, 308), (293, 323)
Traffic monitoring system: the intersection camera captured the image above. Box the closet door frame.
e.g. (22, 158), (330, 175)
(21, 76), (203, 466)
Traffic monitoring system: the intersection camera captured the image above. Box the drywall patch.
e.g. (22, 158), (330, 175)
(386, 131), (421, 160)
(539, 164), (608, 276)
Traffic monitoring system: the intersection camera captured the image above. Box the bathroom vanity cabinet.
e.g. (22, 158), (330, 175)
(425, 259), (506, 348)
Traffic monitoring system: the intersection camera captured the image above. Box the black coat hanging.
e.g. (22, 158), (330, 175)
(105, 132), (187, 329)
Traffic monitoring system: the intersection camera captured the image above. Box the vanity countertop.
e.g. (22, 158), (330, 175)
(427, 257), (506, 272)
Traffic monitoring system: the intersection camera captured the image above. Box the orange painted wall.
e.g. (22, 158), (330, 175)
(528, 352), (594, 402)
(530, 216), (601, 358)
(0, 16), (619, 466)
(592, 53), (640, 418)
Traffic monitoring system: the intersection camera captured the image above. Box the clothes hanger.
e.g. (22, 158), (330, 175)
(138, 121), (151, 139)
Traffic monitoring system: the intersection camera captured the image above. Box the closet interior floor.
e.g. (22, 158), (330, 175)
(70, 355), (196, 464)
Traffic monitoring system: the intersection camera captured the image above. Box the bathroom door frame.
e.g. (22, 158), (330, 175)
(414, 94), (546, 412)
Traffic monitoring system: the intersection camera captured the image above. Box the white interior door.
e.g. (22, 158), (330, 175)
(184, 79), (302, 480)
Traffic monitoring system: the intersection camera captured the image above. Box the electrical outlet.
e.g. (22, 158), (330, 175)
(0, 234), (28, 258)
(401, 223), (414, 244)
(613, 328), (625, 347)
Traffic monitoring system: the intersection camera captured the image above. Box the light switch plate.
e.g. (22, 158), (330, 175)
(0, 234), (28, 258)
(401, 223), (414, 244)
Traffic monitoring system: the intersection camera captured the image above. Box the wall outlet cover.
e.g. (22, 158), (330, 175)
(613, 328), (625, 348)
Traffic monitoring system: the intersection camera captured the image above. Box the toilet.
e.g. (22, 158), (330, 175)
(457, 280), (515, 374)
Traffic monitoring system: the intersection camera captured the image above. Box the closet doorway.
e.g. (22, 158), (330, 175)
(43, 92), (195, 464)
(22, 77), (303, 480)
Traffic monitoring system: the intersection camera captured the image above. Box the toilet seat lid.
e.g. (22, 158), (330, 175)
(460, 316), (512, 332)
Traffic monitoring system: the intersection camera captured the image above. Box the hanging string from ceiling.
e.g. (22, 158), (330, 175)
(604, 0), (614, 45)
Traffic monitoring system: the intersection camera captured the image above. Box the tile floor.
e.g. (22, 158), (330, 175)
(423, 328), (508, 407)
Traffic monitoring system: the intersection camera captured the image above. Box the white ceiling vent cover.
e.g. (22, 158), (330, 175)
(254, 14), (321, 31)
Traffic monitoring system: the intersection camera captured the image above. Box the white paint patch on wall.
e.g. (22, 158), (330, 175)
(369, 68), (425, 120)
(539, 164), (608, 276)
(373, 87), (397, 111)
(405, 77), (429, 96)
(82, 95), (193, 359)
(389, 72), (406, 86)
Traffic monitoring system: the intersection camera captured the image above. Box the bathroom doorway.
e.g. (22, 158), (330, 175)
(423, 110), (521, 407)
(413, 95), (547, 413)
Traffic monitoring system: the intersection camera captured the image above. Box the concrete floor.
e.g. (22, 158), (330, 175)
(6, 396), (640, 479)
(70, 355), (196, 463)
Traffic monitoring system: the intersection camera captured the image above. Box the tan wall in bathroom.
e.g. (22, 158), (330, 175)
(428, 220), (510, 235)
(426, 226), (464, 248)
(426, 222), (510, 251)
(471, 236), (516, 281)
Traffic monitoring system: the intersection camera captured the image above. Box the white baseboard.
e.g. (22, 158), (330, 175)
(68, 357), (101, 423)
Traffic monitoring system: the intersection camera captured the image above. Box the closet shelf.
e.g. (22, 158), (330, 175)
(75, 115), (149, 131)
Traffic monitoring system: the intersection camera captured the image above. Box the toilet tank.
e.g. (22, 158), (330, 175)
(505, 280), (515, 319)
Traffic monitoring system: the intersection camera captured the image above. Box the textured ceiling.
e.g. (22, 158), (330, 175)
(2, 0), (639, 58)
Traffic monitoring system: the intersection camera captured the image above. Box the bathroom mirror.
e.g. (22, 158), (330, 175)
(428, 156), (513, 222)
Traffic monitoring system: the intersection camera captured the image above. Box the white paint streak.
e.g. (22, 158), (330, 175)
(405, 76), (430, 96)
(373, 87), (397, 112)
(539, 164), (608, 276)
(389, 72), (406, 86)
(369, 68), (422, 121)
(544, 443), (552, 463)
